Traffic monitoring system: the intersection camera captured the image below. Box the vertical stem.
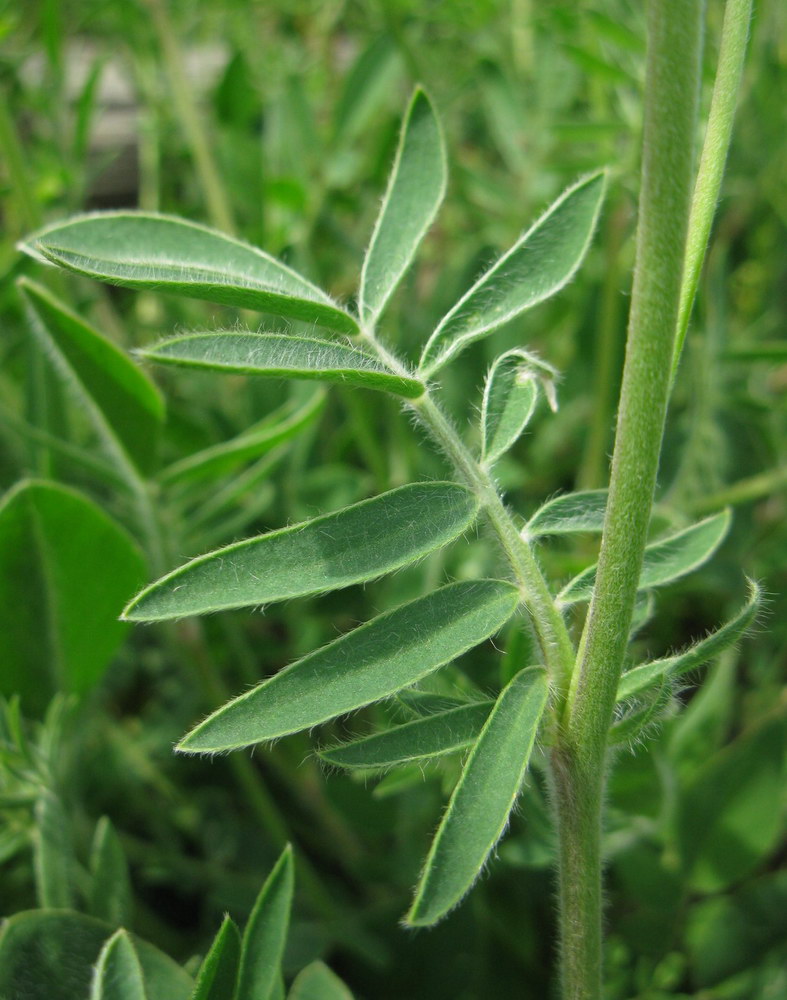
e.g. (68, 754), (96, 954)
(554, 2), (704, 997)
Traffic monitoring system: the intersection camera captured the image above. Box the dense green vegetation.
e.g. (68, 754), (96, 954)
(1, 2), (785, 998)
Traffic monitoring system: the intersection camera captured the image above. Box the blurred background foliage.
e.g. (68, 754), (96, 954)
(0, 1), (785, 997)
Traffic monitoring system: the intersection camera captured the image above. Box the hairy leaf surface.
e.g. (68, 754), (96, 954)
(559, 510), (731, 605)
(124, 482), (478, 621)
(481, 350), (539, 465)
(24, 213), (358, 335)
(140, 333), (424, 398)
(237, 847), (294, 1000)
(191, 917), (241, 1000)
(359, 87), (446, 325)
(179, 581), (518, 752)
(527, 489), (608, 537)
(419, 172), (605, 375)
(90, 930), (147, 1000)
(407, 667), (549, 926)
(319, 701), (494, 769)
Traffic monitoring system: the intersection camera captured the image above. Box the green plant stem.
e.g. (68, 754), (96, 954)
(685, 464), (787, 515)
(555, 2), (704, 997)
(140, 0), (236, 234)
(672, 0), (753, 378)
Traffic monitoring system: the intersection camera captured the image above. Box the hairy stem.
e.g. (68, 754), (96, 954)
(556, 1), (704, 997)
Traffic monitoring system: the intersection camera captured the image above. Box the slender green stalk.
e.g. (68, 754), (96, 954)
(556, 2), (704, 997)
(686, 464), (787, 515)
(0, 93), (42, 232)
(672, 0), (753, 377)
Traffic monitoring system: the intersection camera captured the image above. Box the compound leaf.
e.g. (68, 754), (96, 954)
(237, 846), (294, 1000)
(406, 667), (549, 926)
(90, 930), (147, 1000)
(359, 87), (446, 326)
(179, 580), (518, 752)
(123, 482), (478, 622)
(140, 333), (424, 398)
(526, 489), (608, 537)
(23, 213), (358, 335)
(559, 510), (731, 606)
(419, 172), (605, 375)
(319, 701), (494, 770)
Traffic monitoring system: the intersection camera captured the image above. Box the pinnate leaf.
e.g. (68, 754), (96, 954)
(617, 578), (761, 702)
(359, 87), (446, 326)
(123, 482), (478, 622)
(191, 916), (241, 1000)
(18, 278), (164, 476)
(526, 489), (608, 537)
(90, 930), (147, 1000)
(140, 332), (424, 398)
(559, 510), (731, 605)
(419, 172), (606, 375)
(481, 350), (540, 465)
(24, 212), (358, 335)
(287, 961), (354, 1000)
(319, 701), (494, 770)
(179, 580), (518, 752)
(237, 846), (294, 1000)
(406, 667), (549, 926)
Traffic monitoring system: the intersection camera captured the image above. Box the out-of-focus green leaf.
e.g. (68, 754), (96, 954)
(617, 579), (761, 701)
(332, 35), (402, 143)
(89, 818), (133, 928)
(23, 213), (359, 335)
(406, 667), (549, 926)
(419, 172), (606, 375)
(0, 911), (192, 1000)
(90, 930), (147, 1000)
(359, 87), (446, 326)
(395, 690), (470, 718)
(18, 278), (164, 476)
(287, 961), (354, 1000)
(33, 791), (74, 909)
(319, 701), (494, 769)
(526, 489), (608, 537)
(123, 482), (478, 622)
(139, 333), (424, 398)
(178, 581), (518, 752)
(559, 510), (731, 605)
(481, 350), (540, 465)
(237, 846), (294, 1000)
(191, 916), (241, 1000)
(0, 480), (145, 713)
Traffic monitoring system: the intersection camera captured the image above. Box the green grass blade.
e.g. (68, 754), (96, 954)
(287, 961), (354, 1000)
(191, 916), (241, 1000)
(18, 278), (164, 476)
(526, 489), (608, 537)
(319, 701), (494, 770)
(178, 581), (518, 752)
(22, 212), (358, 335)
(617, 578), (761, 702)
(89, 818), (133, 928)
(139, 333), (424, 398)
(481, 350), (540, 465)
(359, 87), (446, 326)
(90, 930), (147, 1000)
(237, 846), (294, 1000)
(123, 482), (479, 622)
(419, 172), (606, 376)
(406, 667), (549, 926)
(559, 509), (731, 606)
(0, 480), (145, 713)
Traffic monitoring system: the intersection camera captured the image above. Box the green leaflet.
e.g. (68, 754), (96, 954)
(140, 332), (424, 398)
(123, 481), (479, 622)
(178, 581), (518, 752)
(419, 172), (606, 376)
(481, 350), (540, 465)
(0, 481), (145, 714)
(617, 578), (761, 702)
(558, 509), (731, 606)
(191, 916), (241, 1000)
(608, 683), (672, 746)
(406, 667), (549, 926)
(90, 930), (147, 1000)
(287, 961), (355, 1000)
(332, 35), (402, 143)
(23, 212), (359, 335)
(526, 489), (608, 537)
(319, 701), (494, 769)
(34, 791), (74, 909)
(18, 278), (164, 476)
(359, 87), (446, 326)
(237, 846), (294, 1000)
(89, 818), (133, 928)
(395, 690), (470, 718)
(159, 389), (324, 487)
